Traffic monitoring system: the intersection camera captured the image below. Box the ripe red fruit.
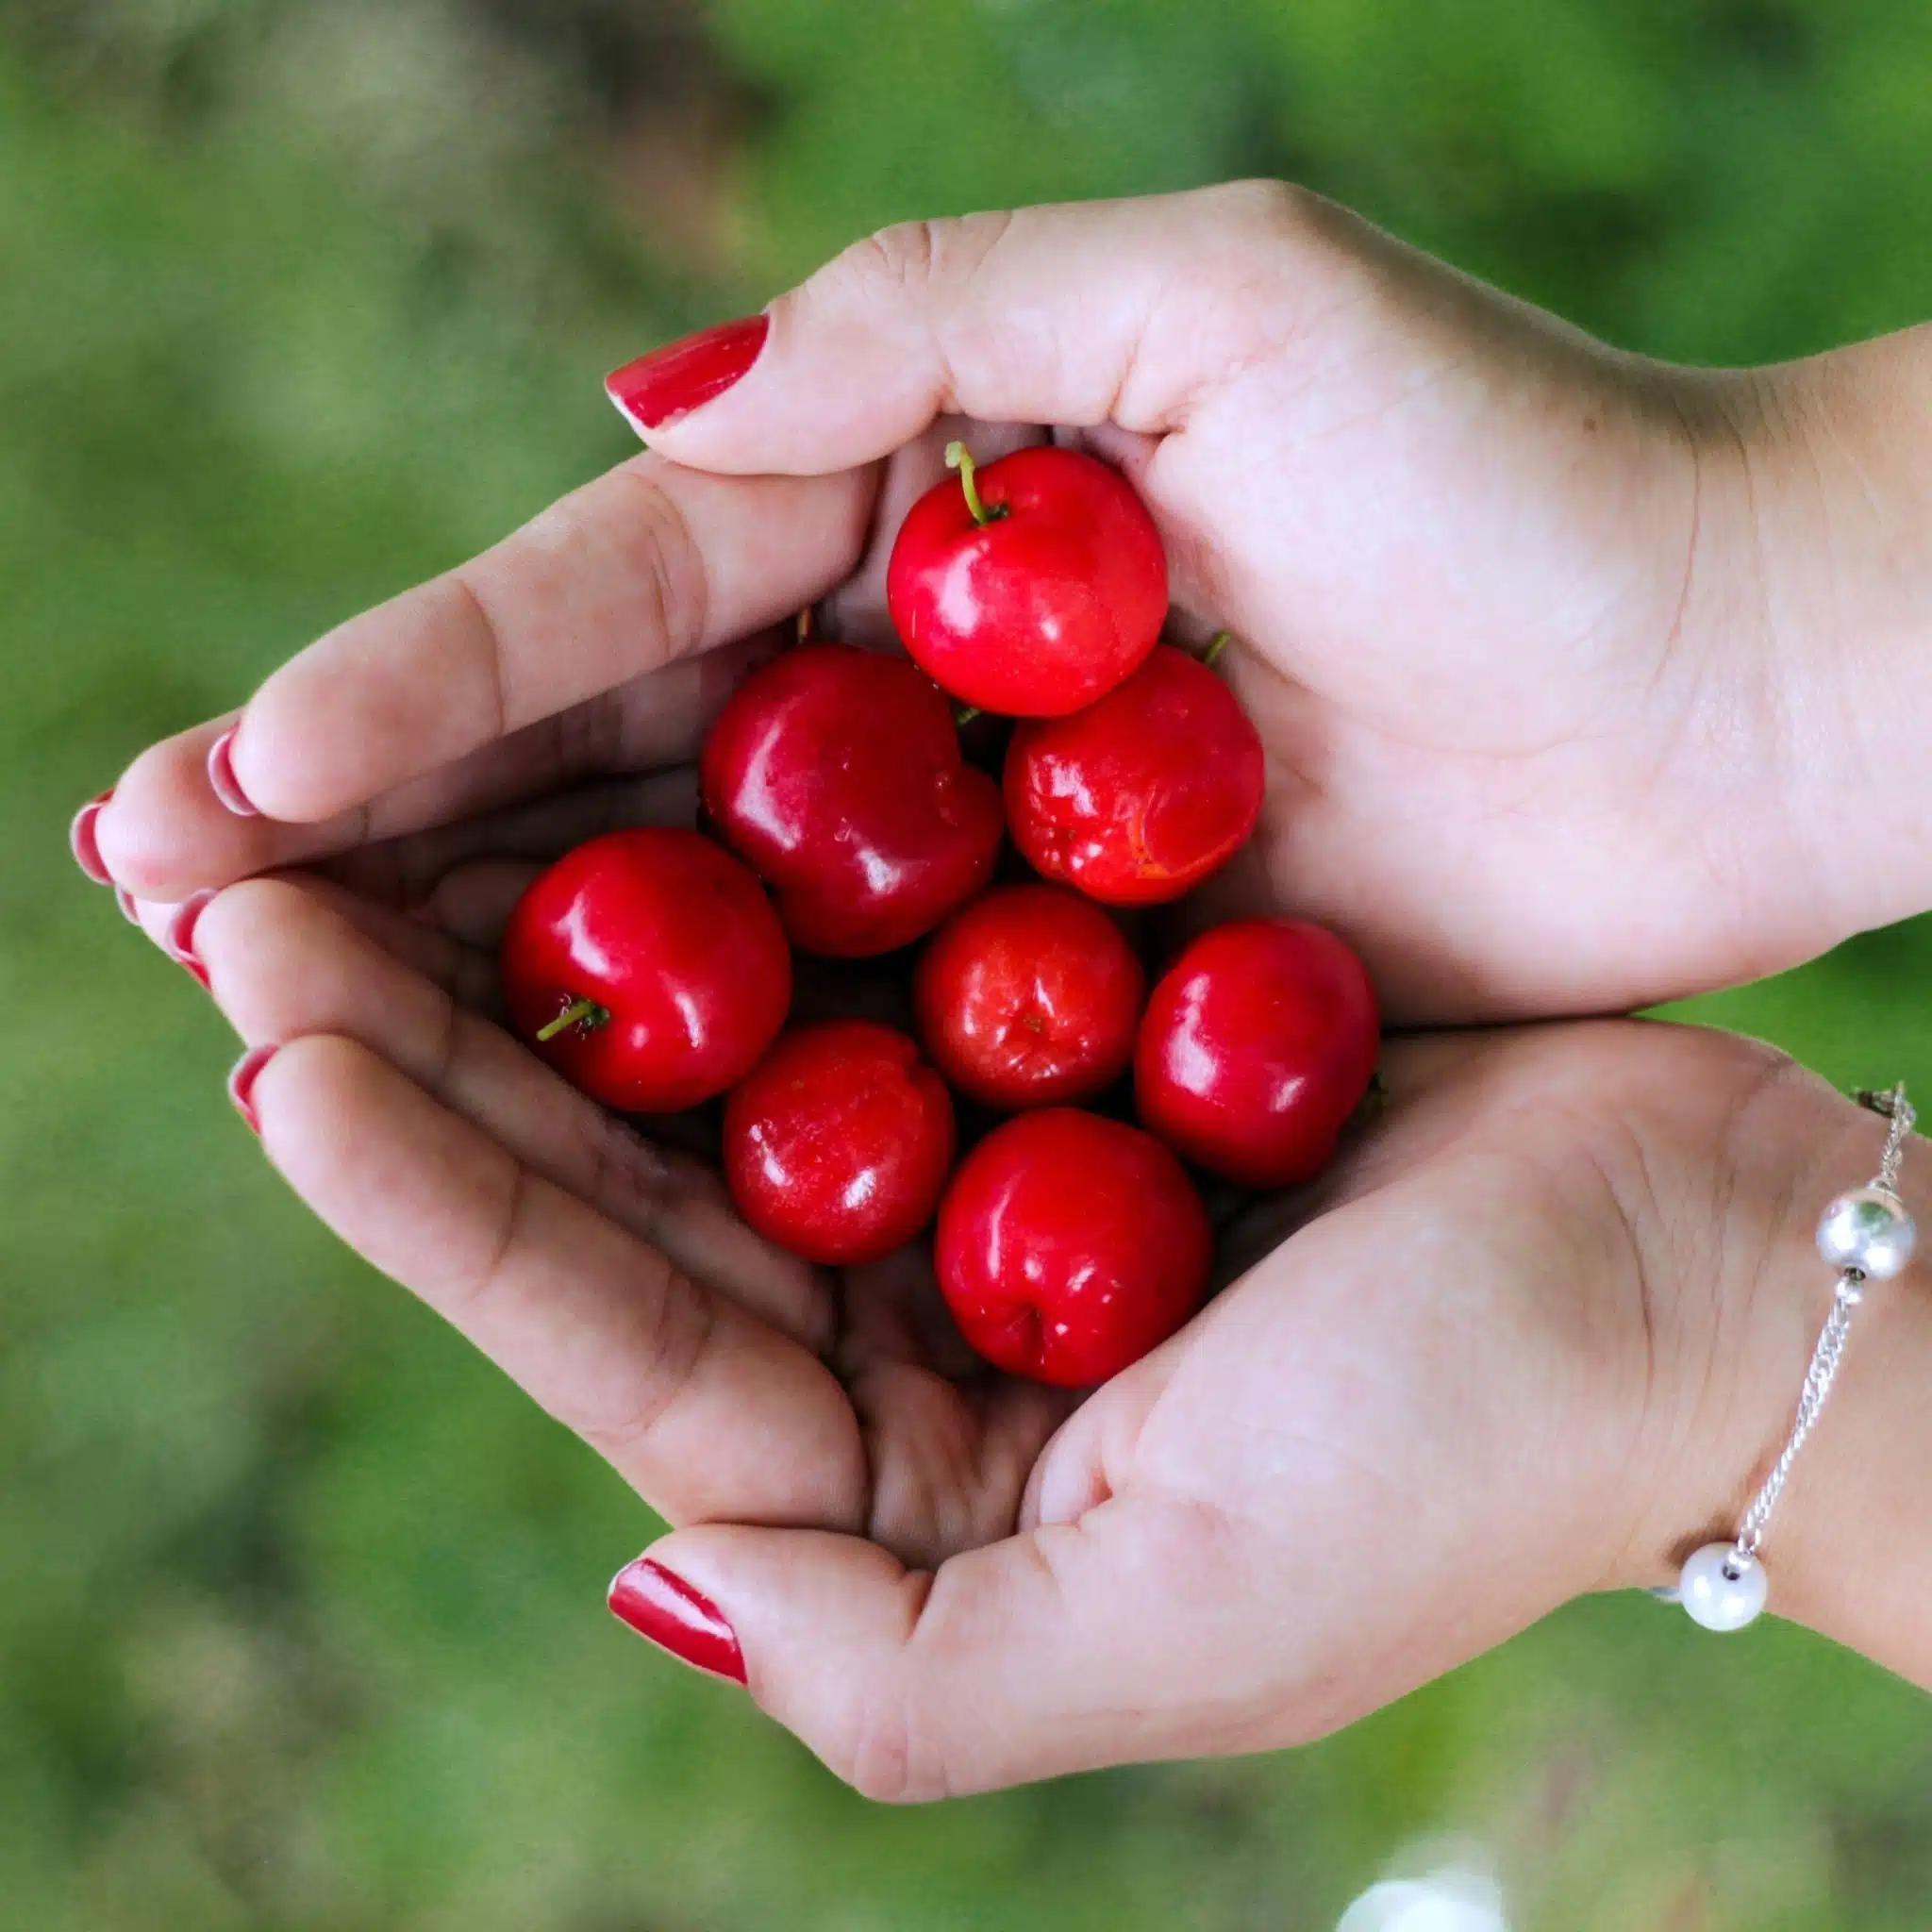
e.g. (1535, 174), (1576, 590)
(701, 641), (1003, 957)
(936, 1108), (1211, 1387)
(1006, 644), (1266, 904)
(724, 1021), (957, 1266)
(886, 443), (1169, 718)
(913, 884), (1144, 1109)
(1136, 919), (1378, 1190)
(501, 828), (790, 1113)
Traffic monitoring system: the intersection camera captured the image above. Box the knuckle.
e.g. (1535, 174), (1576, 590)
(547, 691), (626, 777)
(443, 569), (513, 738)
(1208, 175), (1320, 242)
(272, 1030), (369, 1110)
(194, 874), (302, 967)
(577, 1108), (671, 1236)
(837, 1683), (948, 1806)
(579, 1261), (715, 1455)
(421, 984), (465, 1095)
(456, 1159), (534, 1318)
(612, 468), (709, 659)
(845, 208), (1015, 301)
(850, 215), (943, 293)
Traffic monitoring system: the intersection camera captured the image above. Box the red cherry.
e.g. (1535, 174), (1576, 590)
(1136, 919), (1378, 1190)
(1006, 644), (1266, 905)
(913, 884), (1144, 1109)
(501, 828), (791, 1113)
(886, 443), (1169, 718)
(936, 1108), (1210, 1387)
(701, 642), (1004, 957)
(724, 1020), (957, 1266)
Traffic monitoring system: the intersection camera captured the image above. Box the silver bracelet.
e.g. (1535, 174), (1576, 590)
(1656, 1083), (1917, 1631)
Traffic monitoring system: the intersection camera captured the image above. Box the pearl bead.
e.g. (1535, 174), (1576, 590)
(1678, 1541), (1768, 1631)
(1816, 1186), (1916, 1280)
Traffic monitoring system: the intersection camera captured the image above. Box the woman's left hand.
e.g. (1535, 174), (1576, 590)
(133, 833), (1910, 1796)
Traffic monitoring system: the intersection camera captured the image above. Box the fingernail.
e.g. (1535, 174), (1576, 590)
(606, 314), (769, 434)
(207, 727), (260, 818)
(115, 884), (142, 926)
(227, 1044), (277, 1135)
(165, 890), (217, 989)
(70, 790), (115, 885)
(608, 1557), (746, 1683)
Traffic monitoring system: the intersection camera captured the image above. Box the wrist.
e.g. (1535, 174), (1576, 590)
(1642, 1060), (1932, 1675)
(1724, 325), (1932, 948)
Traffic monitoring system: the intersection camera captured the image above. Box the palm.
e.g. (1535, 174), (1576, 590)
(192, 788), (1740, 1588)
(133, 373), (1729, 1569)
(1083, 258), (1746, 1022)
(187, 815), (1084, 1566)
(193, 826), (1797, 1793)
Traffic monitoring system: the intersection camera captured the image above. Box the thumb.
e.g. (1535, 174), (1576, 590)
(609, 182), (1325, 475)
(608, 1498), (1249, 1801)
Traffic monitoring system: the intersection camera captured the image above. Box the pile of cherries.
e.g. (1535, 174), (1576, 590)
(501, 444), (1379, 1388)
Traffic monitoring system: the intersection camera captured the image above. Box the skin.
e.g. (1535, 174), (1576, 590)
(89, 183), (1932, 1797)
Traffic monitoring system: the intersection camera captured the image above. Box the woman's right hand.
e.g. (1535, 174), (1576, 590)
(91, 182), (1932, 1023)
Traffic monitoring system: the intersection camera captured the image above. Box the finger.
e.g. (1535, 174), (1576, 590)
(132, 870), (487, 1004)
(627, 1491), (1241, 1799)
(413, 860), (544, 952)
(628, 184), (1316, 475)
(108, 458), (871, 871)
(829, 1245), (1076, 1568)
(317, 766), (700, 908)
(98, 626), (789, 903)
(201, 877), (833, 1349)
(232, 461), (869, 823)
(248, 1035), (865, 1528)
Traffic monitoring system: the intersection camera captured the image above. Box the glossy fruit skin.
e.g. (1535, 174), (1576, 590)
(1006, 646), (1267, 905)
(936, 1109), (1211, 1387)
(702, 642), (1004, 957)
(913, 885), (1144, 1109)
(724, 1021), (957, 1267)
(886, 446), (1169, 718)
(501, 828), (791, 1113)
(1136, 919), (1378, 1190)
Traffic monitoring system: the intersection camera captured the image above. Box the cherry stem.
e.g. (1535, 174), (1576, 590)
(954, 703), (983, 728)
(536, 996), (610, 1043)
(1349, 1068), (1389, 1129)
(1200, 630), (1234, 669)
(945, 441), (1003, 526)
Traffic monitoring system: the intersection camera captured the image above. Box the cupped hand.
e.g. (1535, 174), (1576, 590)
(163, 847), (1880, 1796)
(92, 181), (1874, 1024)
(80, 181), (1932, 1799)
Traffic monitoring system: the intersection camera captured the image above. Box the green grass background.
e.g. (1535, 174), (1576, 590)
(5, 2), (1932, 1924)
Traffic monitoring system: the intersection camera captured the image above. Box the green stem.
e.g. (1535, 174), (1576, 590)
(1348, 1068), (1389, 1130)
(945, 441), (1002, 526)
(1200, 630), (1234, 669)
(536, 996), (610, 1043)
(954, 704), (983, 728)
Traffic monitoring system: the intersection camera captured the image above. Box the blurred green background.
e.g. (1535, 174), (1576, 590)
(6, 2), (1932, 1926)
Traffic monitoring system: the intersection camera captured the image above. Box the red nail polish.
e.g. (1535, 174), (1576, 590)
(70, 790), (115, 885)
(208, 727), (260, 818)
(115, 884), (142, 926)
(607, 314), (769, 433)
(166, 891), (217, 989)
(227, 1044), (277, 1134)
(608, 1557), (746, 1683)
